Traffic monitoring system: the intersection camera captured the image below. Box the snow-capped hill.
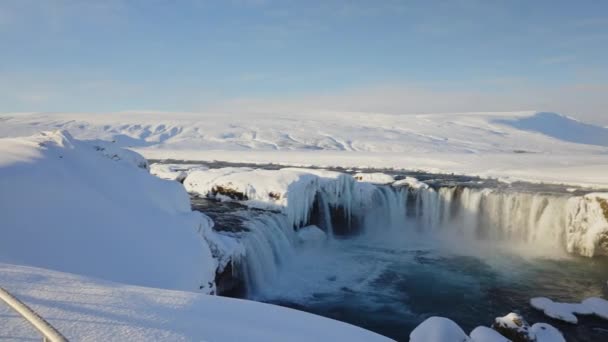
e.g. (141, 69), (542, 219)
(1, 111), (608, 187)
(0, 131), (228, 292)
(494, 112), (608, 147)
(1, 111), (606, 154)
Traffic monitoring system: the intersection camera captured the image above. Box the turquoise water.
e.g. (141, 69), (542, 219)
(263, 236), (608, 341)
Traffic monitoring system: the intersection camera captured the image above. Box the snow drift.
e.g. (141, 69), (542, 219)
(0, 262), (390, 342)
(0, 131), (233, 292)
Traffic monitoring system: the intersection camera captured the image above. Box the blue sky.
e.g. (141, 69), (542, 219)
(1, 0), (607, 123)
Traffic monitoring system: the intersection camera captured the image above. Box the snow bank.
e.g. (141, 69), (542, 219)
(393, 176), (430, 189)
(409, 316), (470, 342)
(150, 163), (208, 182)
(185, 167), (319, 228)
(0, 131), (223, 292)
(531, 295), (608, 323)
(0, 263), (391, 342)
(184, 167), (364, 229)
(410, 314), (566, 342)
(530, 297), (592, 323)
(354, 172), (395, 184)
(566, 193), (608, 257)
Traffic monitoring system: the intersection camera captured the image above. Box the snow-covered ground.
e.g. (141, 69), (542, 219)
(0, 130), (223, 292)
(0, 263), (389, 342)
(1, 111), (607, 187)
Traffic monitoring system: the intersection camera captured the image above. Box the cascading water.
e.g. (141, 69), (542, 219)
(185, 165), (608, 341)
(234, 181), (607, 298)
(399, 186), (571, 253)
(316, 194), (334, 238)
(236, 212), (295, 297)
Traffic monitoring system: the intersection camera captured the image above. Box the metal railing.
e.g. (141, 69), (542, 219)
(0, 286), (68, 342)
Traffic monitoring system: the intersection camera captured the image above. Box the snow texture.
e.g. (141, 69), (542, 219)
(529, 297), (593, 324)
(0, 263), (391, 342)
(184, 167), (365, 230)
(1, 111), (608, 187)
(410, 316), (470, 342)
(530, 297), (608, 324)
(530, 323), (566, 342)
(354, 172), (395, 184)
(0, 131), (229, 293)
(393, 176), (430, 189)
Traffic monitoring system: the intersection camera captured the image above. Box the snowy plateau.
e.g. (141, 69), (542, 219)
(1, 110), (608, 341)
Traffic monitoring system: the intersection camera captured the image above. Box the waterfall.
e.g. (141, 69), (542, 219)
(360, 186), (409, 233)
(206, 175), (607, 297)
(317, 194), (334, 238)
(237, 212), (295, 298)
(393, 186), (571, 251)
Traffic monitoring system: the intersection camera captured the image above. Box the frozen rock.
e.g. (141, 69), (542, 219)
(492, 313), (534, 342)
(410, 316), (470, 342)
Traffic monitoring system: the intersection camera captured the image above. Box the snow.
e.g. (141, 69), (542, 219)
(1, 111), (607, 188)
(409, 315), (567, 342)
(393, 176), (430, 189)
(296, 225), (327, 247)
(185, 168), (320, 228)
(354, 172), (395, 184)
(0, 130), (226, 293)
(495, 112), (608, 147)
(409, 317), (470, 342)
(492, 312), (567, 342)
(529, 297), (592, 324)
(0, 262), (391, 342)
(530, 323), (566, 342)
(581, 297), (608, 320)
(184, 167), (365, 230)
(150, 163), (209, 182)
(469, 326), (510, 342)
